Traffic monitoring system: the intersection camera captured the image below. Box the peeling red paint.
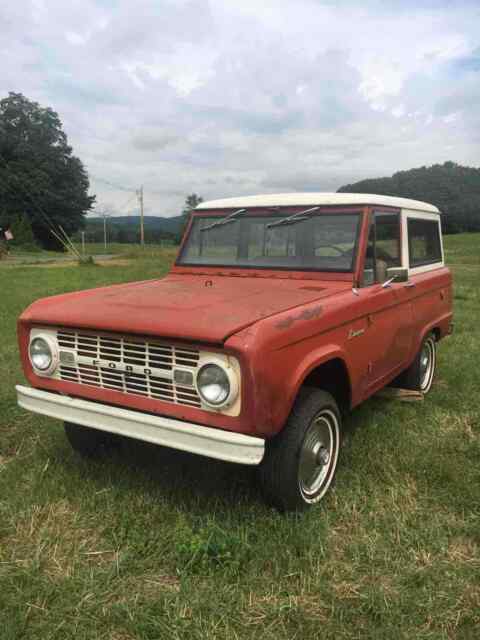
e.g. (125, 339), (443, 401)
(276, 305), (324, 329)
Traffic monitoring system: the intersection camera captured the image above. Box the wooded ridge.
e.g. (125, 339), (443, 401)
(338, 161), (480, 233)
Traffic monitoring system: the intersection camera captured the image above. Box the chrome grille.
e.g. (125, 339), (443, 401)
(55, 329), (201, 408)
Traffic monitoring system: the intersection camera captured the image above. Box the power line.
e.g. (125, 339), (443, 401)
(89, 194), (137, 221)
(117, 193), (137, 215)
(92, 176), (136, 193)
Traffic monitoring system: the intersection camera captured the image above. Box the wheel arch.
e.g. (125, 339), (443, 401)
(302, 358), (352, 413)
(415, 321), (443, 356)
(288, 348), (353, 417)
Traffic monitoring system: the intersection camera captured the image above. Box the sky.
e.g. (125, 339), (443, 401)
(1, 0), (479, 217)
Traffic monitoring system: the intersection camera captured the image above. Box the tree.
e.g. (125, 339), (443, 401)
(177, 193), (203, 242)
(0, 92), (95, 249)
(117, 227), (129, 244)
(8, 212), (36, 247)
(338, 161), (480, 234)
(182, 193), (203, 216)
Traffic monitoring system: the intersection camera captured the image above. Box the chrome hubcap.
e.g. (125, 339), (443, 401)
(317, 445), (330, 466)
(420, 339), (434, 390)
(298, 411), (338, 500)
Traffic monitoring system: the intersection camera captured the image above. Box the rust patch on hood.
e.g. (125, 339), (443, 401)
(276, 305), (323, 329)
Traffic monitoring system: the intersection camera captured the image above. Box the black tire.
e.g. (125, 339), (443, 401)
(258, 388), (342, 512)
(396, 333), (437, 394)
(64, 422), (121, 458)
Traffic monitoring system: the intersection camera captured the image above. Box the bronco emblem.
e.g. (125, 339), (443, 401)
(348, 328), (365, 340)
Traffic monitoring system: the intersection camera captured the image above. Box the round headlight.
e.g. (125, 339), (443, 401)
(197, 363), (231, 406)
(29, 337), (53, 372)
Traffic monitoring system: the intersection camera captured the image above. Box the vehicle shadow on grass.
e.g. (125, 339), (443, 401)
(50, 400), (387, 516)
(90, 405), (381, 514)
(63, 435), (265, 514)
(50, 395), (394, 516)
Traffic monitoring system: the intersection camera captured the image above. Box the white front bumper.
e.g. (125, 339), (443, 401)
(16, 385), (264, 465)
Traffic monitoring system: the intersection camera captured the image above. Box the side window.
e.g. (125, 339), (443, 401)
(375, 214), (401, 267)
(362, 212), (401, 286)
(408, 218), (442, 267)
(363, 223), (376, 286)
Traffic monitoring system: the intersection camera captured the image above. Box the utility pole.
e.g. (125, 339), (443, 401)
(137, 185), (145, 246)
(101, 211), (110, 251)
(81, 231), (86, 256)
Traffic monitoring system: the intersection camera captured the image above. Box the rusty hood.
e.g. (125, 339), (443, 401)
(20, 273), (348, 344)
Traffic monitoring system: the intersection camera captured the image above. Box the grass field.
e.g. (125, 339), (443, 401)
(6, 243), (178, 265)
(1, 234), (479, 639)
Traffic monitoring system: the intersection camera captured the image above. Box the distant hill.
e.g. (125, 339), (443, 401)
(338, 161), (480, 233)
(86, 215), (183, 233)
(83, 215), (184, 244)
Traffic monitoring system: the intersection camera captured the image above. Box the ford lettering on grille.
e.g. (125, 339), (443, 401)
(54, 329), (201, 408)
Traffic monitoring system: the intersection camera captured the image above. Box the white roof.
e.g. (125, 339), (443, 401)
(196, 192), (440, 214)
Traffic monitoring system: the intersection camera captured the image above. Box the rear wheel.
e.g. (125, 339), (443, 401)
(259, 389), (341, 512)
(64, 422), (121, 458)
(397, 333), (437, 394)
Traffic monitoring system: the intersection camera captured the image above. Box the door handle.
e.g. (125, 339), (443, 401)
(404, 282), (416, 288)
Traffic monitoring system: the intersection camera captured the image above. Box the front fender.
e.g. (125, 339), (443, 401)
(286, 344), (351, 414)
(263, 343), (352, 436)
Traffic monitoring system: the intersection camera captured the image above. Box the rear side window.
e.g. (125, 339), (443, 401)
(408, 218), (442, 267)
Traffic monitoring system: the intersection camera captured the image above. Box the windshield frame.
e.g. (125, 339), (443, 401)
(175, 206), (365, 274)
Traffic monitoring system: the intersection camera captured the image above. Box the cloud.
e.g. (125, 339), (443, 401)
(0, 0), (478, 216)
(131, 131), (180, 152)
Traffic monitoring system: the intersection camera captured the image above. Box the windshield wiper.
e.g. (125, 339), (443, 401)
(266, 206), (320, 229)
(200, 208), (247, 232)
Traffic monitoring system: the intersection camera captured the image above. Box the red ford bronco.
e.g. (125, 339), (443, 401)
(16, 193), (453, 510)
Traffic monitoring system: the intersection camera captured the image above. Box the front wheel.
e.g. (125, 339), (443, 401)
(259, 389), (342, 512)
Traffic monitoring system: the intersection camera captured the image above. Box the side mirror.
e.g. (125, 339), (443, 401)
(386, 267), (409, 283)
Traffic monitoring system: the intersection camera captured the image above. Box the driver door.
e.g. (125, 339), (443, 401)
(361, 211), (415, 393)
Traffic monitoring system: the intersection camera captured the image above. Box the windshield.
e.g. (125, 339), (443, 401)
(178, 212), (361, 271)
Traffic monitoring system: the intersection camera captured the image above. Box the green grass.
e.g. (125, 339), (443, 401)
(75, 242), (177, 257)
(1, 236), (479, 639)
(5, 242), (177, 263)
(443, 232), (480, 265)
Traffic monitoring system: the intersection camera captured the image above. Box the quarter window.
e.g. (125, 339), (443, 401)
(408, 219), (442, 267)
